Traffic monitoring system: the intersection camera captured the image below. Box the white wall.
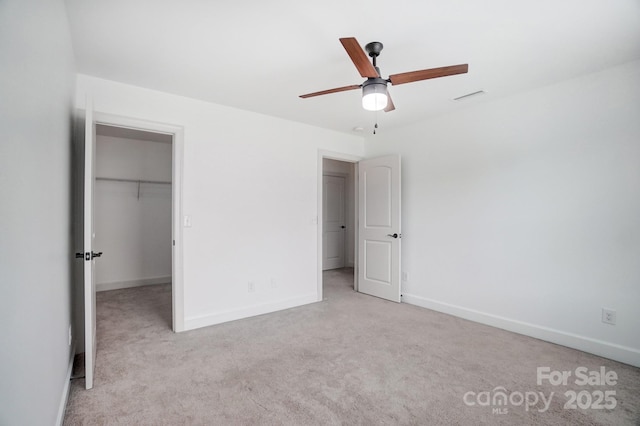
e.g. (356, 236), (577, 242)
(323, 159), (356, 267)
(364, 60), (640, 366)
(75, 75), (365, 330)
(95, 134), (172, 290)
(0, 0), (76, 424)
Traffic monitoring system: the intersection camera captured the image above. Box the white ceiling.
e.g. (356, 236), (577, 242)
(64, 0), (640, 135)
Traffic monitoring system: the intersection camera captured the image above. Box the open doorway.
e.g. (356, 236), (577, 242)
(73, 108), (184, 389)
(317, 151), (403, 304)
(322, 159), (356, 271)
(93, 124), (173, 327)
(318, 152), (361, 301)
(87, 112), (185, 337)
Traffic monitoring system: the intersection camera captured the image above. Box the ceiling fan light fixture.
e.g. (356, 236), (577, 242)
(362, 80), (388, 111)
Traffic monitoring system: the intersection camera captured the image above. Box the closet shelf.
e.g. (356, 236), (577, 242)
(96, 177), (171, 185)
(96, 176), (171, 200)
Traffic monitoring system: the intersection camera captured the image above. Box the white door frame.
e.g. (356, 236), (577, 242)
(317, 150), (362, 301)
(93, 112), (185, 332)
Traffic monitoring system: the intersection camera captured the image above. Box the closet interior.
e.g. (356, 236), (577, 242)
(94, 124), (173, 292)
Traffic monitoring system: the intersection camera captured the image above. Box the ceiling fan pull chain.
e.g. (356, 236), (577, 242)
(373, 109), (379, 135)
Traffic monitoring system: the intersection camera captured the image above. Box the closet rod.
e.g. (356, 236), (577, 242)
(96, 177), (171, 185)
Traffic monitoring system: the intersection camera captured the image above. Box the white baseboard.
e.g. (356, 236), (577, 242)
(185, 293), (318, 331)
(401, 293), (640, 368)
(97, 276), (171, 292)
(56, 342), (76, 426)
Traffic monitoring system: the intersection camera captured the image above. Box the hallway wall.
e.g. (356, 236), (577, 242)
(323, 159), (356, 267)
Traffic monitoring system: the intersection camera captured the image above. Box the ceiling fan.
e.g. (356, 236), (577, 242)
(299, 37), (469, 112)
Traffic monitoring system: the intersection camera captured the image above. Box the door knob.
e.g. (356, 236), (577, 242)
(341, 226), (346, 229)
(91, 251), (103, 259)
(387, 233), (399, 239)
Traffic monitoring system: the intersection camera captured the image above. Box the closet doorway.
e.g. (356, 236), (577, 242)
(93, 122), (179, 330)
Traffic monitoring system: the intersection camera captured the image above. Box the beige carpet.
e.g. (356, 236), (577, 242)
(64, 269), (639, 425)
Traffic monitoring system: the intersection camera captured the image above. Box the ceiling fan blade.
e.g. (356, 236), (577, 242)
(389, 64), (468, 86)
(339, 37), (379, 78)
(384, 93), (396, 112)
(299, 84), (361, 99)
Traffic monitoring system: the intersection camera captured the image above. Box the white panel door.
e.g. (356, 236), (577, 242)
(358, 155), (401, 302)
(323, 175), (346, 270)
(83, 99), (97, 389)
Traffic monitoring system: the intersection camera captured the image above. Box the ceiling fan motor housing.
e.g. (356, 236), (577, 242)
(362, 77), (387, 89)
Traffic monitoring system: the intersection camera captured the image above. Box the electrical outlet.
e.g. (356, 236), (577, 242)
(602, 308), (616, 325)
(270, 278), (277, 288)
(248, 281), (255, 293)
(402, 271), (408, 282)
